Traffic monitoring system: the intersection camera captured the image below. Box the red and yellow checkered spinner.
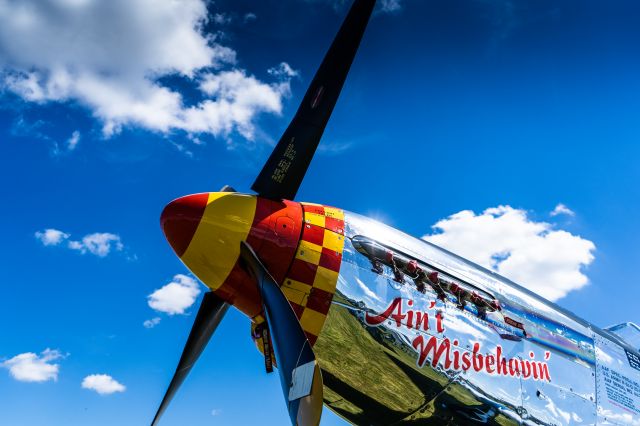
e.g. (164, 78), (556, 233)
(160, 193), (345, 346)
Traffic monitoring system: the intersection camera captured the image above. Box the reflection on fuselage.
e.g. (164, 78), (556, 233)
(313, 211), (639, 425)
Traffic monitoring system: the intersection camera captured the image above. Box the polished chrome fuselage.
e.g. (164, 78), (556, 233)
(314, 211), (640, 425)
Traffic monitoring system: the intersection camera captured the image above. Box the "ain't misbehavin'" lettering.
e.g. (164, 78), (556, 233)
(365, 297), (551, 382)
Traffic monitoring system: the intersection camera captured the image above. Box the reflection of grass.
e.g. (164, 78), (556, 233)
(315, 294), (519, 425)
(315, 302), (424, 424)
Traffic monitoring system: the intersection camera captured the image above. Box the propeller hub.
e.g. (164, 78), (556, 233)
(160, 192), (302, 317)
(161, 193), (209, 257)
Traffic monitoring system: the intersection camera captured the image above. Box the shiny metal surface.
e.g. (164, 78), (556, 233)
(313, 211), (640, 424)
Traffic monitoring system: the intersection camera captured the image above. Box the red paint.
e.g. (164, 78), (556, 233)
(412, 335), (551, 382)
(364, 298), (433, 331)
(324, 216), (344, 234)
(365, 298), (405, 327)
(486, 355), (496, 373)
(302, 223), (325, 246)
(287, 259), (318, 284)
(306, 287), (334, 314)
(160, 193), (209, 257)
(366, 298), (552, 382)
(251, 199), (303, 283)
(319, 247), (341, 272)
(436, 312), (445, 333)
(406, 260), (419, 274)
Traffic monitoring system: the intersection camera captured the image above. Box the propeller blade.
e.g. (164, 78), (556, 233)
(151, 292), (229, 426)
(251, 0), (376, 200)
(240, 242), (324, 426)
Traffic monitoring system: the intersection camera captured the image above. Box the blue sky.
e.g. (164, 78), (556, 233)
(2, 0), (640, 424)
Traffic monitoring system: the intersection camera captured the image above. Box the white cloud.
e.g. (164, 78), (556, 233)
(190, 69), (292, 139)
(550, 203), (575, 217)
(212, 13), (231, 25)
(51, 130), (81, 156)
(143, 317), (161, 329)
(66, 130), (80, 151)
(37, 228), (124, 257)
(35, 229), (69, 246)
(268, 62), (299, 79)
(211, 408), (222, 416)
(68, 232), (123, 257)
(424, 205), (595, 301)
(0, 0), (294, 139)
(81, 374), (126, 395)
(2, 349), (64, 383)
(148, 274), (202, 315)
(356, 277), (381, 301)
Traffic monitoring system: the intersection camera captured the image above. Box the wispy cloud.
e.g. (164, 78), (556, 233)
(147, 274), (202, 315)
(66, 130), (81, 151)
(2, 349), (65, 383)
(81, 374), (126, 395)
(379, 0), (402, 13)
(424, 205), (595, 301)
(356, 277), (381, 302)
(550, 203), (575, 217)
(35, 229), (124, 257)
(212, 13), (231, 26)
(143, 317), (161, 329)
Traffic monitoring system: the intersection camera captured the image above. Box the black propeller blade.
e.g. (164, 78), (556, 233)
(240, 242), (324, 426)
(151, 292), (229, 426)
(251, 0), (376, 200)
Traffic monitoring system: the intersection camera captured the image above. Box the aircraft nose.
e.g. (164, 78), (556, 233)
(160, 193), (209, 257)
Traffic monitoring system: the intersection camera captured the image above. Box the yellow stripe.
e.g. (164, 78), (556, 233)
(300, 309), (326, 336)
(323, 206), (344, 221)
(282, 286), (308, 307)
(181, 193), (256, 292)
(312, 266), (339, 293)
(295, 240), (322, 265)
(304, 212), (326, 228)
(322, 229), (344, 253)
(284, 278), (313, 294)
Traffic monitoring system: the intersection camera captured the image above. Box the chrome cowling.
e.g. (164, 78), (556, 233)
(314, 211), (609, 425)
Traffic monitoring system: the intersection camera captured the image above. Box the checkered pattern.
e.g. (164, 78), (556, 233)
(280, 203), (345, 346)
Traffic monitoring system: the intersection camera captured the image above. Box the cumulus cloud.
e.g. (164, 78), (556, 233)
(147, 274), (202, 315)
(81, 374), (126, 395)
(35, 229), (69, 246)
(36, 229), (124, 257)
(68, 233), (123, 257)
(143, 317), (161, 329)
(424, 206), (595, 301)
(550, 203), (575, 217)
(2, 349), (64, 383)
(0, 0), (295, 139)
